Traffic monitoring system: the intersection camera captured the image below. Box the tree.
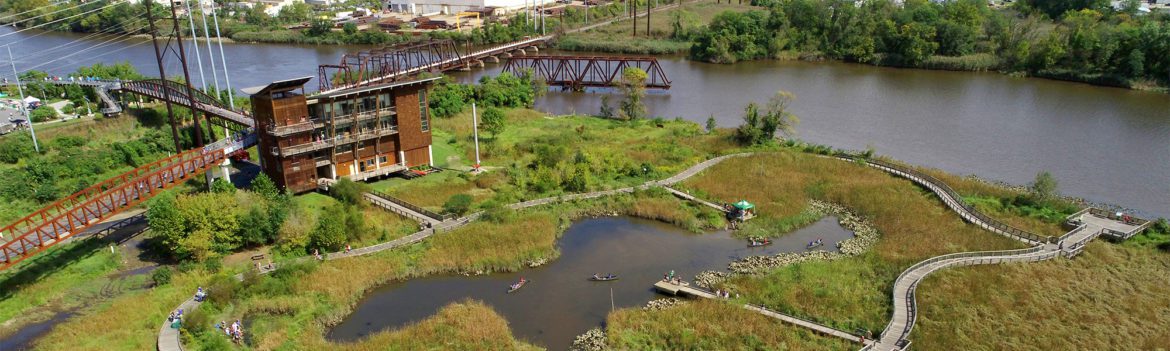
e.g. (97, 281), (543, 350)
(310, 203), (348, 251)
(147, 193), (187, 258)
(1022, 0), (1107, 19)
(669, 8), (700, 39)
(481, 107), (506, 139)
(735, 91), (799, 146)
(210, 178), (235, 194)
(307, 18), (332, 36)
(429, 80), (473, 118)
(617, 67), (647, 121)
(277, 1), (312, 23)
(442, 194), (473, 216)
(599, 95), (615, 119)
(250, 173), (280, 201)
(1029, 171), (1059, 202)
(343, 22), (358, 35)
(705, 115), (717, 134)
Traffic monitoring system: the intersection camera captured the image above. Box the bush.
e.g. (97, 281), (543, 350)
(151, 267), (173, 286)
(443, 194), (474, 216)
(328, 178), (368, 207)
(29, 106), (58, 122)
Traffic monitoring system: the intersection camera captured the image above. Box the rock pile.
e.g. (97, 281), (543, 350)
(642, 297), (685, 311)
(694, 270), (728, 289)
(569, 328), (609, 351)
(728, 201), (879, 275)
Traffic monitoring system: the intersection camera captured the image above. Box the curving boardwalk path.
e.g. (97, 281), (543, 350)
(852, 156), (1145, 351)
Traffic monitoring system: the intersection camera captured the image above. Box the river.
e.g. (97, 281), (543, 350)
(3, 26), (1167, 217)
(328, 216), (855, 349)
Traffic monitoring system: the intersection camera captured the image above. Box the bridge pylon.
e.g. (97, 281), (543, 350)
(144, 0), (209, 152)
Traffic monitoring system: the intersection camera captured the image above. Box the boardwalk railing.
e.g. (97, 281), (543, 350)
(841, 155), (1055, 245)
(368, 191), (453, 221)
(879, 245), (1056, 348)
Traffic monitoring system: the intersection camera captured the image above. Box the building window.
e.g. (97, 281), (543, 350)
(379, 93), (394, 110)
(378, 155), (387, 164)
(419, 90), (429, 132)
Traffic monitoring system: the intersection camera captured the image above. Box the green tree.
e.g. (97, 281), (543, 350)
(310, 203), (348, 251)
(250, 173), (280, 201)
(277, 1), (313, 23)
(617, 67), (647, 121)
(307, 18), (333, 36)
(146, 193), (187, 258)
(442, 194), (474, 216)
(669, 8), (700, 39)
(429, 79), (474, 118)
(343, 22), (358, 35)
(705, 115), (717, 134)
(481, 107), (506, 139)
(1029, 171), (1059, 202)
(889, 22), (939, 65)
(210, 178), (235, 194)
(1022, 0), (1107, 19)
(735, 91), (799, 145)
(599, 95), (615, 119)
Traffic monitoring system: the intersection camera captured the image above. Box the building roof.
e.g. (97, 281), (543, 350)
(314, 76), (442, 99)
(241, 76), (314, 96)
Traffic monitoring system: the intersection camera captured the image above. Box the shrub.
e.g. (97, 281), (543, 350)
(151, 267), (173, 286)
(443, 194), (474, 216)
(328, 178), (368, 207)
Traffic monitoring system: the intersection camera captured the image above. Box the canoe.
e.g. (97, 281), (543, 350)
(748, 241), (772, 247)
(507, 280), (528, 293)
(806, 242), (824, 249)
(589, 275), (620, 281)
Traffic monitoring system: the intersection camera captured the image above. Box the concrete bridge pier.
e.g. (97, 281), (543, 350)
(205, 159), (232, 187)
(529, 46), (539, 52)
(485, 56), (500, 63)
(514, 48), (526, 56)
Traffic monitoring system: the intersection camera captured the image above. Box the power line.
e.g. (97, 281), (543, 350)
(15, 32), (145, 74)
(0, 1), (128, 40)
(8, 22), (146, 61)
(3, 0), (115, 26)
(32, 39), (151, 74)
(0, 0), (77, 22)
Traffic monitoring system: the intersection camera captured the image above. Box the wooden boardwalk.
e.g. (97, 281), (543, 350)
(157, 297), (201, 351)
(653, 280), (872, 345)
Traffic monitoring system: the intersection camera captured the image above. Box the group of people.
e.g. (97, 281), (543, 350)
(807, 238), (824, 248)
(216, 320), (245, 344)
(194, 287), (208, 302)
(662, 270), (685, 285)
(748, 236), (771, 246)
(166, 309), (184, 328)
(592, 273), (615, 280)
(712, 289), (733, 299)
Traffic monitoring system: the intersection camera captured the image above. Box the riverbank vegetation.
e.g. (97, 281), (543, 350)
(686, 0), (1169, 90)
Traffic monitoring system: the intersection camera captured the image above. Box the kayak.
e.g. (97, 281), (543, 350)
(589, 275), (619, 281)
(507, 279), (529, 293)
(806, 242), (824, 249)
(748, 240), (772, 247)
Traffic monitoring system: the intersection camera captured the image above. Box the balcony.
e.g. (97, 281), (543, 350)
(276, 125), (399, 157)
(268, 120), (324, 137)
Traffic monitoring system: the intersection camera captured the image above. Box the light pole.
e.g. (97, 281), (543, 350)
(7, 45), (39, 152)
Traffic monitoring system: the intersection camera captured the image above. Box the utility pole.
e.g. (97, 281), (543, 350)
(7, 46), (38, 152)
(472, 102), (481, 172)
(631, 0), (636, 36)
(646, 0), (650, 36)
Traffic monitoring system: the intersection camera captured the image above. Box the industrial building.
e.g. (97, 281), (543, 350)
(386, 0), (553, 16)
(245, 76), (438, 193)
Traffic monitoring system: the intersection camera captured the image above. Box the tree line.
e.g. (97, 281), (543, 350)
(688, 0), (1169, 88)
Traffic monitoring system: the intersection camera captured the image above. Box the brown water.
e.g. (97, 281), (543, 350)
(4, 26), (1168, 216)
(327, 216), (855, 349)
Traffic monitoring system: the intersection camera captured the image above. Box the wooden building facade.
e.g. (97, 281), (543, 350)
(246, 77), (437, 193)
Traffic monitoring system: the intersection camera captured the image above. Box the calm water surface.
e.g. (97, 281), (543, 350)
(4, 26), (1168, 216)
(328, 216), (855, 349)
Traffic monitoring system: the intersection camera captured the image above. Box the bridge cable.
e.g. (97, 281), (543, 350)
(16, 32), (148, 74)
(6, 21), (147, 63)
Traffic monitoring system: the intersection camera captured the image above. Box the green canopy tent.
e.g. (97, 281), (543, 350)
(732, 200), (754, 210)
